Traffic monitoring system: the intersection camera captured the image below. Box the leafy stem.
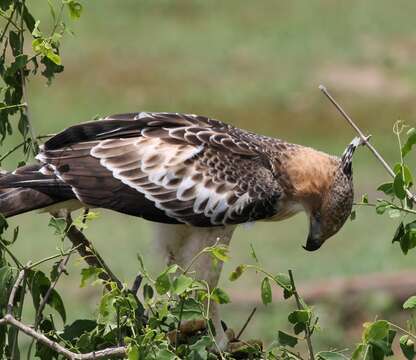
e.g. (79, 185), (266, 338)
(288, 270), (314, 360)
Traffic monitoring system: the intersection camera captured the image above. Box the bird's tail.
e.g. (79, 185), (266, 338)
(0, 165), (69, 218)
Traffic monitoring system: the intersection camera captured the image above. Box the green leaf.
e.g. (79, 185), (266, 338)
(376, 200), (391, 215)
(377, 182), (394, 196)
(393, 171), (406, 199)
(394, 163), (414, 186)
(127, 344), (139, 360)
(48, 290), (67, 323)
(155, 273), (170, 295)
(48, 217), (67, 236)
(288, 310), (310, 324)
(275, 272), (293, 299)
(66, 0), (83, 19)
(402, 128), (416, 158)
(0, 265), (13, 306)
(392, 222), (405, 244)
(80, 267), (103, 287)
(6, 54), (28, 76)
(352, 343), (365, 360)
(211, 287), (230, 304)
(62, 320), (97, 341)
(143, 284), (154, 301)
(22, 5), (36, 32)
(171, 298), (203, 321)
(28, 270), (66, 322)
(403, 296), (416, 309)
(40, 55), (64, 85)
(8, 31), (21, 57)
(210, 245), (229, 262)
(154, 264), (178, 295)
(45, 49), (61, 65)
(277, 330), (298, 347)
(229, 265), (246, 281)
(155, 349), (177, 360)
(171, 275), (193, 295)
(317, 351), (347, 360)
(293, 322), (306, 335)
(261, 277), (272, 305)
(395, 222), (416, 255)
(402, 165), (413, 186)
(400, 335), (415, 360)
(367, 329), (396, 357)
(362, 193), (369, 203)
(189, 335), (212, 359)
(364, 320), (389, 342)
(98, 291), (117, 324)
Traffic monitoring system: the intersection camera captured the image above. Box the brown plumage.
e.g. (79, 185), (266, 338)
(0, 111), (358, 248)
(0, 112), (360, 349)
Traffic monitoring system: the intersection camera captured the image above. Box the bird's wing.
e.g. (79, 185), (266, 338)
(36, 112), (283, 226)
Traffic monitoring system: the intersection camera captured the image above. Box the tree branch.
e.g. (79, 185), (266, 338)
(3, 315), (126, 359)
(319, 85), (416, 203)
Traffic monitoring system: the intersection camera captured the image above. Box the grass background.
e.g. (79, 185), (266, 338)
(2, 0), (416, 353)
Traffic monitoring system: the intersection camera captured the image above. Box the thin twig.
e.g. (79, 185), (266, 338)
(288, 270), (314, 360)
(7, 269), (25, 315)
(319, 85), (416, 203)
(11, 267), (28, 359)
(26, 245), (80, 270)
(236, 307), (257, 340)
(0, 103), (27, 111)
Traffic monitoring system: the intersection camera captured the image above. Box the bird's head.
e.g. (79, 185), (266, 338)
(303, 137), (363, 251)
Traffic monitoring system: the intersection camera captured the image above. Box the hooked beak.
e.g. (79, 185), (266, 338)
(303, 235), (323, 252)
(302, 214), (323, 252)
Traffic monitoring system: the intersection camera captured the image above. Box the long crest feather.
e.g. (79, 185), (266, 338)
(341, 137), (362, 177)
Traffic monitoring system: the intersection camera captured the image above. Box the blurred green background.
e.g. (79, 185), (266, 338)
(2, 0), (416, 353)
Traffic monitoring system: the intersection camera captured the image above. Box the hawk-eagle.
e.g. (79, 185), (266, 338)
(0, 112), (359, 349)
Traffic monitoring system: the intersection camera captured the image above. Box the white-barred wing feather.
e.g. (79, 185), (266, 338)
(32, 112), (285, 226)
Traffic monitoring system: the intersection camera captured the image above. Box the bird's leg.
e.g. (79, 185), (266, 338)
(154, 224), (236, 350)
